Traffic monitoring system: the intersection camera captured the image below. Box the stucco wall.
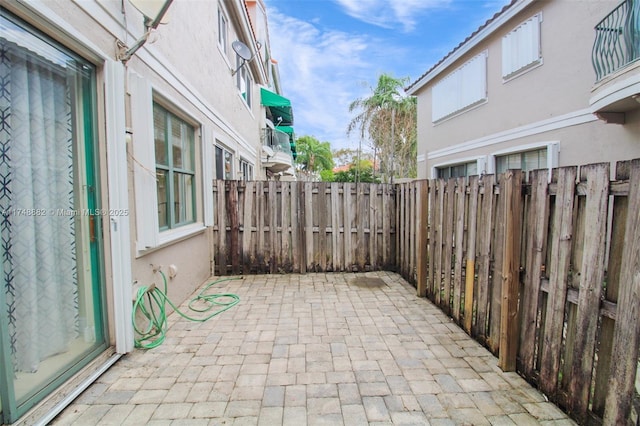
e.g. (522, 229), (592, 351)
(413, 0), (640, 179)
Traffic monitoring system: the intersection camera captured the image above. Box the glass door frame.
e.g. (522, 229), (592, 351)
(0, 10), (110, 423)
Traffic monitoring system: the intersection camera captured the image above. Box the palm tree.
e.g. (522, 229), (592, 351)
(294, 135), (334, 181)
(347, 73), (417, 182)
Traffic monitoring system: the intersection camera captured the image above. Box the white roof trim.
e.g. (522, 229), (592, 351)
(407, 0), (535, 95)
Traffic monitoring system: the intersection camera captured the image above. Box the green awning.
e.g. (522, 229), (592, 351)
(261, 88), (294, 126)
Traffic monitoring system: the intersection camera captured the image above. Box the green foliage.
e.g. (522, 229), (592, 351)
(319, 169), (335, 182)
(294, 135), (334, 180)
(333, 163), (380, 183)
(347, 73), (417, 182)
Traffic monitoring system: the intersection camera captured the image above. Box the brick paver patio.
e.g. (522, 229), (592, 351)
(52, 272), (574, 425)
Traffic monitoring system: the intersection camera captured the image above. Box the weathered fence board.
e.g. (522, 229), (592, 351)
(540, 166), (577, 398)
(498, 170), (522, 372)
(416, 181), (429, 297)
(453, 177), (466, 321)
(434, 180), (445, 306)
(475, 175), (494, 342)
(463, 176), (479, 334)
(604, 159), (640, 425)
(428, 180), (437, 300)
(442, 179), (455, 314)
(518, 169), (548, 378)
(567, 163), (609, 421)
(489, 174), (505, 354)
(592, 162), (628, 419)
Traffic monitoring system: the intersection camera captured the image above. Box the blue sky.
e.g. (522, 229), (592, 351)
(264, 0), (511, 152)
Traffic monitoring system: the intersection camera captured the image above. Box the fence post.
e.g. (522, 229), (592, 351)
(417, 180), (429, 297)
(498, 170), (522, 372)
(604, 159), (640, 424)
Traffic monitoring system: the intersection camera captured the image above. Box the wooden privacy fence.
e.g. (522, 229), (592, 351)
(410, 160), (640, 425)
(212, 180), (397, 274)
(211, 159), (640, 425)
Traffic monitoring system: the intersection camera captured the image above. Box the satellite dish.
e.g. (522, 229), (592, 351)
(129, 0), (170, 24)
(231, 40), (254, 75)
(232, 40), (252, 61)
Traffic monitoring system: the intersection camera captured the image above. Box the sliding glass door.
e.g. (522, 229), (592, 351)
(0, 11), (108, 423)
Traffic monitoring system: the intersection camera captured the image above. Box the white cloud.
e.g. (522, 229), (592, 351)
(334, 0), (451, 32)
(268, 10), (383, 149)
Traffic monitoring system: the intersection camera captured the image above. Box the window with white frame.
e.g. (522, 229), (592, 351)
(215, 145), (234, 180)
(432, 51), (487, 122)
(236, 57), (252, 107)
(131, 74), (203, 251)
(154, 103), (196, 230)
(502, 13), (542, 80)
(218, 6), (228, 53)
(495, 147), (547, 174)
(437, 161), (479, 179)
(240, 158), (253, 181)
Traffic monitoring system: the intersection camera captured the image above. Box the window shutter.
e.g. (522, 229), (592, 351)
(432, 52), (487, 122)
(502, 14), (541, 78)
(129, 72), (159, 250)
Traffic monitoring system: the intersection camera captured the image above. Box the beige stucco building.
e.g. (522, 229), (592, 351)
(0, 0), (294, 423)
(407, 0), (640, 179)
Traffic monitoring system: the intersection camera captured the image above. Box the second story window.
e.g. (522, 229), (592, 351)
(432, 51), (487, 122)
(218, 6), (228, 53)
(236, 57), (252, 107)
(502, 13), (542, 80)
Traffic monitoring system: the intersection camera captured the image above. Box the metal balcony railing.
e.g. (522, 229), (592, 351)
(261, 128), (292, 156)
(592, 0), (640, 81)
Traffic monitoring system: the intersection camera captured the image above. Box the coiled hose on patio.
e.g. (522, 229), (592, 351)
(132, 271), (241, 349)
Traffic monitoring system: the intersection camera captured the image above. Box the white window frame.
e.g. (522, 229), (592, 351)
(502, 13), (543, 81)
(488, 141), (559, 179)
(236, 56), (253, 108)
(216, 144), (235, 180)
(431, 156), (487, 179)
(218, 4), (228, 54)
(432, 51), (488, 123)
(153, 102), (197, 231)
(239, 158), (253, 181)
(130, 73), (204, 254)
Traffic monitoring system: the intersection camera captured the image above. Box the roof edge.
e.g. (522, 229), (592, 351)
(406, 0), (535, 95)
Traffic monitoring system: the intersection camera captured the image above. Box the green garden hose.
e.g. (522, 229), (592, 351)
(132, 271), (241, 349)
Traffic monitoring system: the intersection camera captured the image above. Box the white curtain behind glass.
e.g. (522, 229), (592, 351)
(0, 40), (78, 373)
